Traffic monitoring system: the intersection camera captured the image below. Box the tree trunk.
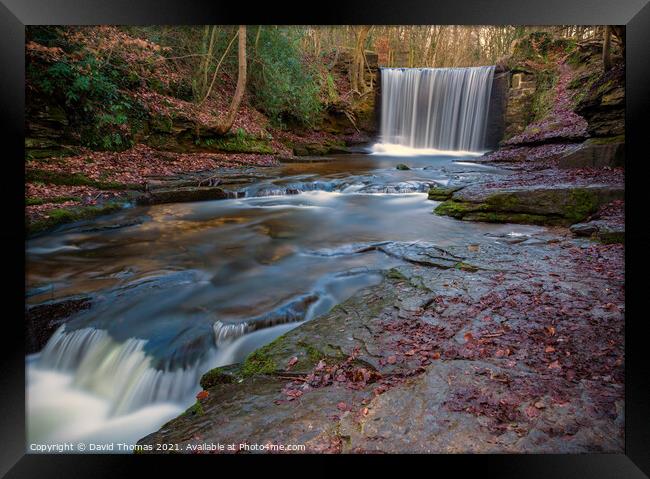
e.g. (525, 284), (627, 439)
(215, 25), (247, 135)
(350, 26), (370, 92)
(603, 25), (612, 71)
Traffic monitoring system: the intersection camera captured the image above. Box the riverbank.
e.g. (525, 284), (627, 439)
(138, 219), (624, 453)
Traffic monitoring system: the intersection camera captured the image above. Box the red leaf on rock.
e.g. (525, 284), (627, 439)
(548, 360), (561, 370)
(286, 356), (298, 369)
(196, 390), (209, 401)
(525, 405), (540, 418)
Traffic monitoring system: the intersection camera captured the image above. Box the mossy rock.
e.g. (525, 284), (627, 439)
(240, 338), (282, 377)
(396, 164), (410, 171)
(596, 230), (625, 244)
(26, 196), (81, 206)
(200, 367), (235, 390)
(435, 186), (624, 226)
(428, 186), (462, 201)
(137, 186), (229, 205)
(27, 202), (125, 235)
(385, 268), (407, 280)
(26, 169), (142, 191)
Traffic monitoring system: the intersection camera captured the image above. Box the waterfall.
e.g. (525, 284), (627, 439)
(36, 327), (207, 416)
(375, 66), (495, 154)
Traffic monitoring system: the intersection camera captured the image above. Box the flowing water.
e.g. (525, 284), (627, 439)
(375, 66), (495, 155)
(26, 153), (545, 449)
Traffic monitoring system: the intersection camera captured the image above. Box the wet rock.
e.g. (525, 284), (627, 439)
(575, 64), (625, 138)
(435, 185), (624, 226)
(427, 185), (463, 201)
(569, 222), (599, 237)
(396, 164), (411, 171)
(137, 186), (229, 205)
(138, 233), (624, 454)
(570, 221), (624, 244)
(558, 138), (625, 169)
(341, 359), (622, 453)
(26, 296), (92, 354)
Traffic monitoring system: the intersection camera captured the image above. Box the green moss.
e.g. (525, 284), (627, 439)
(564, 189), (600, 224)
(454, 262), (479, 272)
(199, 367), (235, 390)
(586, 135), (625, 145)
(296, 341), (326, 363)
(150, 115), (174, 133)
(199, 130), (275, 154)
(240, 336), (286, 377)
(463, 211), (563, 225)
(184, 400), (204, 417)
(386, 268), (407, 280)
(27, 202), (124, 235)
(26, 196), (81, 206)
(596, 231), (625, 244)
(26, 169), (143, 191)
(428, 186), (461, 201)
(434, 200), (484, 218)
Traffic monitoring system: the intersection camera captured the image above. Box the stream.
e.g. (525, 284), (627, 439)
(26, 152), (545, 448)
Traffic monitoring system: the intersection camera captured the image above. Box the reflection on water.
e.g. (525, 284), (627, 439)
(26, 153), (541, 448)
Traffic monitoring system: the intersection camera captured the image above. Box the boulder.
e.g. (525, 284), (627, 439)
(558, 138), (625, 169)
(428, 185), (463, 201)
(570, 220), (624, 244)
(137, 186), (230, 205)
(26, 297), (92, 354)
(435, 185), (625, 226)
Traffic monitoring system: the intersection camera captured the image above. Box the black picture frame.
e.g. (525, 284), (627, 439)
(2, 0), (648, 476)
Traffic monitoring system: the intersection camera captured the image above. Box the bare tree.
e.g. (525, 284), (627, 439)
(603, 25), (612, 71)
(214, 25), (247, 135)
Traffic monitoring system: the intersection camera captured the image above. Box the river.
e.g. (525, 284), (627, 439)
(26, 151), (545, 448)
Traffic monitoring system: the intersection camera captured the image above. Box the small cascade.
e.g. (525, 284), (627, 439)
(36, 327), (205, 417)
(376, 66), (495, 153)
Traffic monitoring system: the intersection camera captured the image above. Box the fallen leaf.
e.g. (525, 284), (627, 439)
(548, 360), (561, 370)
(196, 390), (209, 401)
(464, 332), (474, 342)
(337, 402), (347, 411)
(387, 355), (397, 364)
(545, 345), (556, 353)
(525, 405), (540, 418)
(286, 356), (298, 369)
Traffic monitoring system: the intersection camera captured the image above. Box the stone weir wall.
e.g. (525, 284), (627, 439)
(484, 68), (510, 149)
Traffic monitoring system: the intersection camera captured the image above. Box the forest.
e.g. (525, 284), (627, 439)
(25, 24), (625, 454)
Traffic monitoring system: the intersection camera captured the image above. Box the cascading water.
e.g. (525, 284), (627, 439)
(374, 66), (495, 155)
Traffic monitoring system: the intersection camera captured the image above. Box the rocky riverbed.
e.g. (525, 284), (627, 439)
(136, 149), (625, 453)
(138, 226), (624, 453)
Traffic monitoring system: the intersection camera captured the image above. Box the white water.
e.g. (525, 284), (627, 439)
(374, 66), (495, 154)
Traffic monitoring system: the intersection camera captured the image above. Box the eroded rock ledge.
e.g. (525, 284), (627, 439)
(433, 184), (624, 226)
(138, 233), (624, 454)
